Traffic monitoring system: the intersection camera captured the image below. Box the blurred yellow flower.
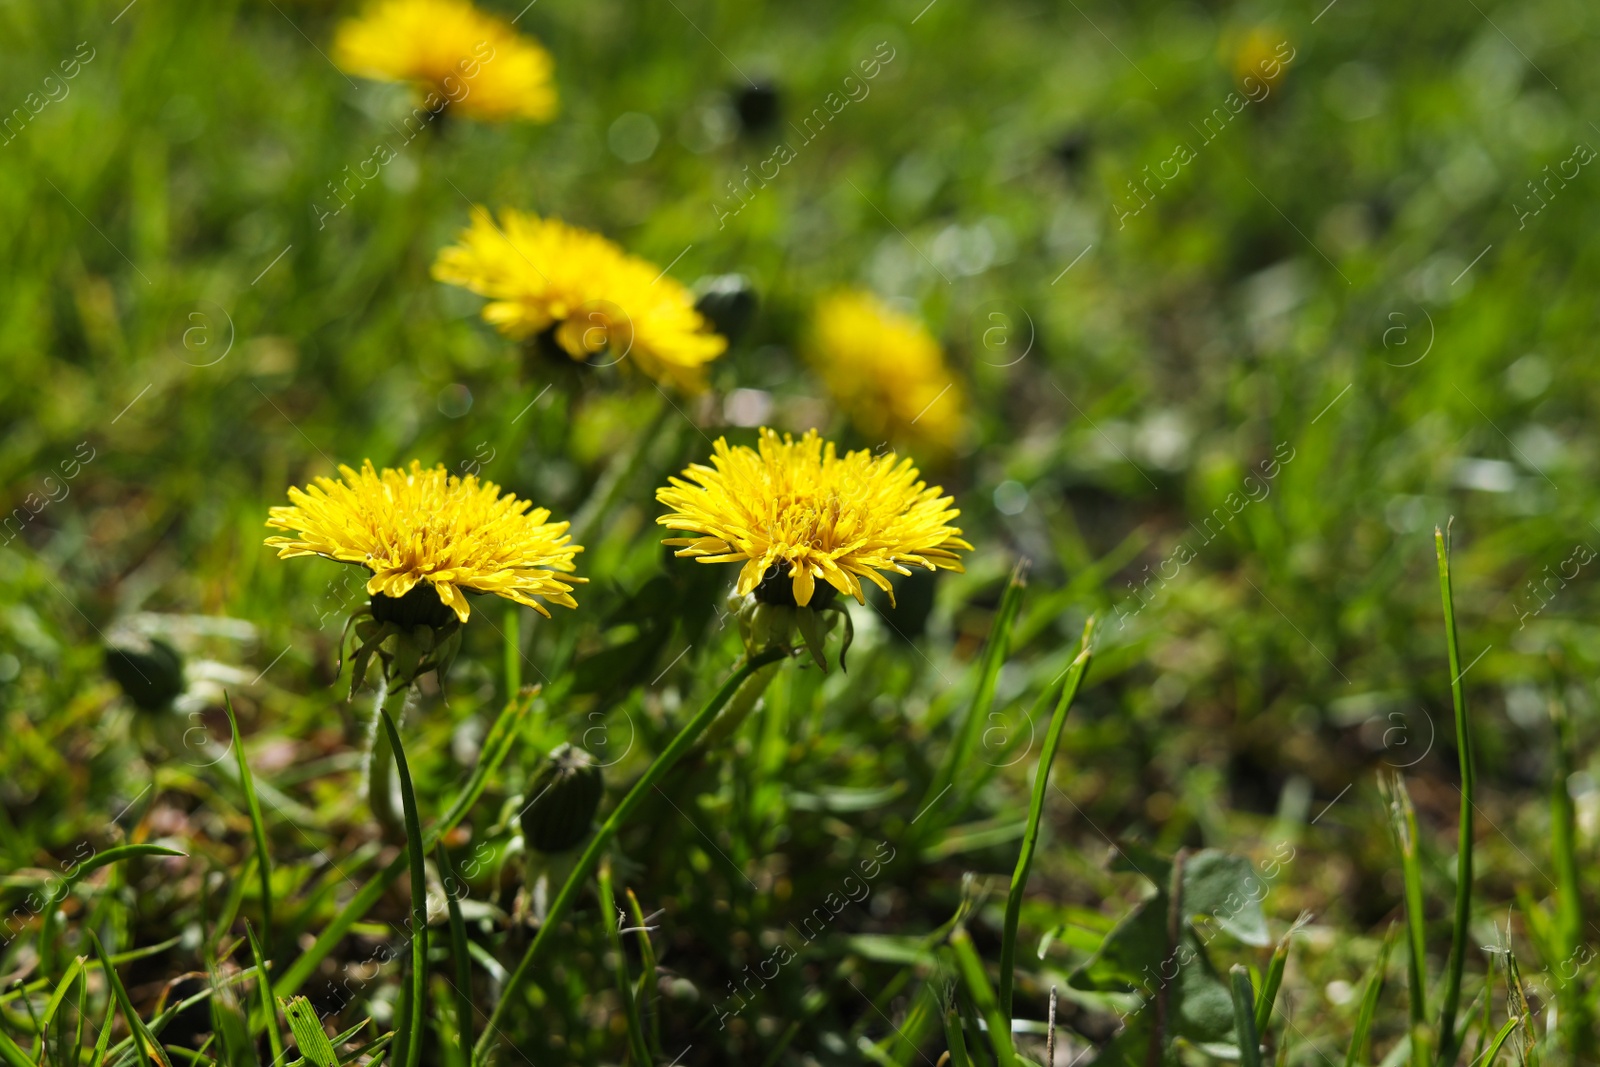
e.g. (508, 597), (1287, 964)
(333, 0), (557, 123)
(807, 291), (963, 455)
(656, 428), (971, 608)
(265, 460), (583, 622)
(433, 207), (728, 392)
(1231, 28), (1293, 92)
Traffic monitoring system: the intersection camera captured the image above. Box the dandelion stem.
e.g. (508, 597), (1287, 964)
(702, 658), (782, 749)
(473, 647), (788, 1066)
(569, 395), (673, 552)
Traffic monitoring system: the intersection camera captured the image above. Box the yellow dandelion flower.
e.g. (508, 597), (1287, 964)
(433, 207), (728, 392)
(265, 460), (583, 623)
(333, 0), (557, 123)
(656, 428), (972, 608)
(807, 290), (964, 455)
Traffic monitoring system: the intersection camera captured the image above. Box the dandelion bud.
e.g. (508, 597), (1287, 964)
(520, 744), (603, 853)
(734, 82), (780, 134)
(104, 634), (186, 712)
(693, 274), (758, 346)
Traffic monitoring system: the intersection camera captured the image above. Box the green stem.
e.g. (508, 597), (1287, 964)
(999, 621), (1093, 1016)
(472, 647), (787, 1066)
(367, 677), (410, 843)
(1433, 525), (1474, 1067)
(568, 396), (673, 552)
(702, 659), (782, 750)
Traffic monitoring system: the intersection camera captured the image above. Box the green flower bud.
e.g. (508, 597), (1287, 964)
(693, 273), (758, 346)
(105, 635), (186, 712)
(520, 744), (603, 853)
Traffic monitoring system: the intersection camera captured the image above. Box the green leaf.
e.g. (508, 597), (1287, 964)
(225, 692), (274, 943)
(436, 843), (475, 1063)
(598, 859), (651, 1066)
(475, 648), (787, 1066)
(88, 930), (168, 1067)
(0, 1030), (37, 1067)
(1345, 923), (1396, 1067)
(1001, 619), (1093, 1014)
(1432, 524), (1475, 1067)
(208, 984), (257, 1067)
(788, 782), (906, 812)
(60, 843), (187, 894)
(625, 888), (663, 1059)
(245, 921), (284, 1066)
(1230, 966), (1261, 1067)
(1254, 915), (1304, 1033)
(919, 818), (1028, 861)
(379, 710), (427, 1067)
(37, 955), (84, 1032)
(1478, 1015), (1522, 1065)
(926, 562), (1027, 819)
(1181, 850), (1271, 947)
(280, 996), (341, 1067)
(795, 605), (829, 671)
(941, 1004), (973, 1067)
(278, 689), (531, 998)
(949, 927), (1016, 1067)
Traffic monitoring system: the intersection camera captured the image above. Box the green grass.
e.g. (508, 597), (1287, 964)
(6, 0), (1600, 1063)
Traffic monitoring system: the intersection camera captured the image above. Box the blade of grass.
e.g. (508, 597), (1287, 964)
(598, 859), (651, 1066)
(1479, 1016), (1521, 1065)
(1549, 696), (1588, 1059)
(37, 955), (83, 1033)
(1433, 525), (1474, 1067)
(224, 694), (273, 945)
(926, 563), (1028, 819)
(624, 888), (662, 1059)
(212, 853), (254, 950)
(73, 961), (87, 1067)
(207, 974), (257, 1067)
(1345, 923), (1397, 1067)
(277, 690), (532, 997)
(473, 648), (787, 1066)
(0, 1031), (37, 1067)
(88, 931), (168, 1067)
(1231, 966), (1262, 1067)
(1382, 771), (1430, 1067)
(244, 921), (284, 1066)
(949, 926), (1017, 1067)
(435, 842), (475, 1063)
(379, 710), (427, 1067)
(86, 993), (113, 1067)
(0, 938), (181, 1010)
(1254, 914), (1306, 1033)
(999, 618), (1093, 1015)
(45, 957), (86, 1067)
(280, 996), (341, 1067)
(61, 844), (187, 895)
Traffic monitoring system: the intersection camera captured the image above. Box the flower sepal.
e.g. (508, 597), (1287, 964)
(341, 592), (464, 700)
(732, 592), (854, 673)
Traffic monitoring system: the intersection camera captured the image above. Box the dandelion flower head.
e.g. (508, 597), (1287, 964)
(808, 290), (964, 454)
(333, 0), (557, 123)
(433, 207), (728, 392)
(265, 460), (583, 622)
(656, 429), (971, 608)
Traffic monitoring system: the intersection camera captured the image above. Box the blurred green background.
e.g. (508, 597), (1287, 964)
(4, 0), (1600, 1062)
